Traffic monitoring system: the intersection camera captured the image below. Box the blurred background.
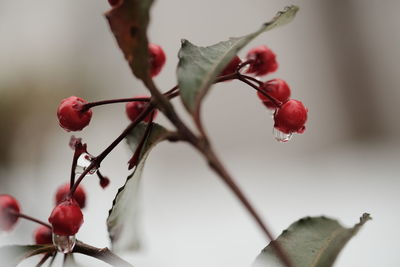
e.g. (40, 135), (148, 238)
(0, 0), (399, 266)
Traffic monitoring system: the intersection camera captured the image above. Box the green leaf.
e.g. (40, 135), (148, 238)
(0, 244), (54, 267)
(252, 213), (371, 267)
(105, 0), (154, 84)
(107, 122), (168, 252)
(177, 5), (299, 115)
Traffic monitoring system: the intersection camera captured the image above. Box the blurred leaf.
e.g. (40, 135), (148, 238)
(105, 0), (154, 85)
(177, 5), (299, 116)
(252, 213), (371, 267)
(107, 122), (168, 252)
(0, 244), (53, 267)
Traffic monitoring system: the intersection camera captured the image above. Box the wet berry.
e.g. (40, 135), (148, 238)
(246, 45), (278, 76)
(126, 97), (157, 123)
(34, 225), (53, 244)
(274, 99), (308, 134)
(148, 43), (166, 77)
(57, 96), (92, 132)
(258, 79), (291, 109)
(0, 195), (20, 231)
(48, 199), (84, 236)
(55, 183), (86, 209)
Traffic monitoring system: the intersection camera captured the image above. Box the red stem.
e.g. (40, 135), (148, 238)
(82, 97), (150, 111)
(238, 76), (281, 107)
(69, 104), (155, 195)
(12, 211), (52, 229)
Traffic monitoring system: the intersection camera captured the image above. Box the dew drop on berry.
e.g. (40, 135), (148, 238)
(76, 153), (97, 175)
(53, 233), (76, 253)
(273, 127), (292, 143)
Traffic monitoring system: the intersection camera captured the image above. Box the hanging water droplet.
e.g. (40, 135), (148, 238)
(53, 233), (76, 253)
(76, 153), (97, 175)
(273, 128), (292, 143)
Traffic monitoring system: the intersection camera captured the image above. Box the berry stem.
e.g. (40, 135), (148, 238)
(48, 252), (57, 267)
(69, 104), (155, 195)
(73, 240), (134, 267)
(240, 74), (264, 86)
(128, 112), (155, 170)
(238, 75), (281, 107)
(82, 97), (151, 111)
(12, 211), (52, 229)
(35, 252), (51, 267)
(69, 148), (81, 190)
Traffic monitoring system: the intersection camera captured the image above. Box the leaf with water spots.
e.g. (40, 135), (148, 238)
(252, 213), (371, 267)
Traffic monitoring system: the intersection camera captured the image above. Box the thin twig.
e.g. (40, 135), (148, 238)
(73, 241), (134, 267)
(35, 252), (52, 267)
(14, 212), (52, 229)
(82, 97), (150, 111)
(69, 104), (155, 195)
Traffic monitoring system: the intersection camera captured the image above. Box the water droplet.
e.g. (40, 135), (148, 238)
(76, 153), (97, 175)
(53, 233), (76, 253)
(273, 128), (292, 143)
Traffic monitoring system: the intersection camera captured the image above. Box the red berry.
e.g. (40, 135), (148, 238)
(108, 0), (120, 6)
(274, 99), (308, 134)
(258, 79), (291, 109)
(55, 183), (86, 209)
(126, 97), (157, 123)
(48, 199), (83, 236)
(220, 56), (242, 77)
(246, 45), (278, 76)
(57, 96), (92, 132)
(148, 43), (166, 77)
(100, 177), (110, 189)
(0, 195), (20, 231)
(34, 225), (53, 244)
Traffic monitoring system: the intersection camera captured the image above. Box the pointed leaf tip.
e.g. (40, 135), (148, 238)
(253, 213), (371, 267)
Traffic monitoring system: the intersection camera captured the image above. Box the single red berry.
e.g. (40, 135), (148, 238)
(57, 96), (92, 132)
(148, 43), (166, 77)
(34, 225), (53, 245)
(0, 195), (20, 231)
(220, 56), (242, 77)
(246, 45), (278, 76)
(126, 97), (158, 123)
(48, 199), (83, 236)
(108, 0), (120, 6)
(258, 79), (291, 109)
(274, 99), (308, 134)
(100, 177), (110, 189)
(55, 183), (86, 209)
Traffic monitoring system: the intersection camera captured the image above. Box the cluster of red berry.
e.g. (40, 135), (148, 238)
(0, 183), (86, 250)
(0, 42), (307, 256)
(221, 45), (308, 142)
(0, 43), (166, 253)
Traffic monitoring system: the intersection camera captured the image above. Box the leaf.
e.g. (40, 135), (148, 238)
(107, 122), (168, 252)
(177, 5), (299, 116)
(252, 213), (371, 267)
(105, 0), (154, 84)
(0, 244), (54, 267)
